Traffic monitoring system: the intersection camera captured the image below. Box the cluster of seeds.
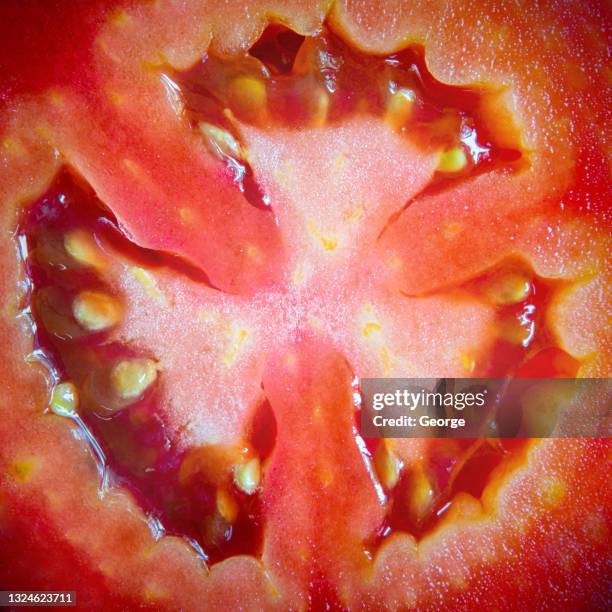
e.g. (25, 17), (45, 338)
(20, 175), (271, 563)
(18, 26), (582, 554)
(363, 260), (578, 534)
(172, 26), (524, 212)
(367, 435), (527, 536)
(469, 260), (578, 378)
(23, 183), (577, 555)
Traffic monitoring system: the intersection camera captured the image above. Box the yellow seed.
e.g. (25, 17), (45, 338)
(485, 272), (531, 305)
(234, 457), (261, 495)
(198, 122), (243, 159)
(385, 88), (415, 130)
(64, 229), (107, 269)
(216, 488), (239, 523)
(73, 291), (122, 331)
(437, 147), (468, 173)
(310, 89), (329, 128)
(50, 382), (79, 416)
(374, 441), (402, 489)
(407, 464), (435, 524)
(229, 76), (267, 122)
(110, 358), (158, 401)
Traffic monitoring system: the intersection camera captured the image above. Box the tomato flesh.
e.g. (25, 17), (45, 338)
(15, 25), (586, 566)
(0, 2), (610, 609)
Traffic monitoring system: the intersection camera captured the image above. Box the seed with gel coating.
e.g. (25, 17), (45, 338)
(229, 76), (266, 121)
(64, 229), (107, 269)
(73, 291), (122, 331)
(216, 488), (239, 523)
(385, 88), (415, 130)
(234, 457), (261, 494)
(50, 382), (79, 416)
(437, 147), (468, 173)
(486, 272), (531, 305)
(374, 441), (403, 490)
(198, 122), (243, 159)
(110, 358), (158, 401)
(310, 89), (329, 127)
(406, 464), (435, 524)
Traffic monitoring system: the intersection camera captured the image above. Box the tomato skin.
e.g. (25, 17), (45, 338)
(0, 493), (143, 610)
(0, 1), (118, 100)
(0, 0), (610, 610)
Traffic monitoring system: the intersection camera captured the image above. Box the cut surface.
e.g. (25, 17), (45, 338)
(0, 1), (610, 610)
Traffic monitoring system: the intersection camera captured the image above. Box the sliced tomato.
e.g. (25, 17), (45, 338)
(0, 1), (610, 610)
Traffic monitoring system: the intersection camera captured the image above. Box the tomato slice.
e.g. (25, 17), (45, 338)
(0, 1), (610, 609)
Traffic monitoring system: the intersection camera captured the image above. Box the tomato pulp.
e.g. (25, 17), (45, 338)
(0, 1), (610, 610)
